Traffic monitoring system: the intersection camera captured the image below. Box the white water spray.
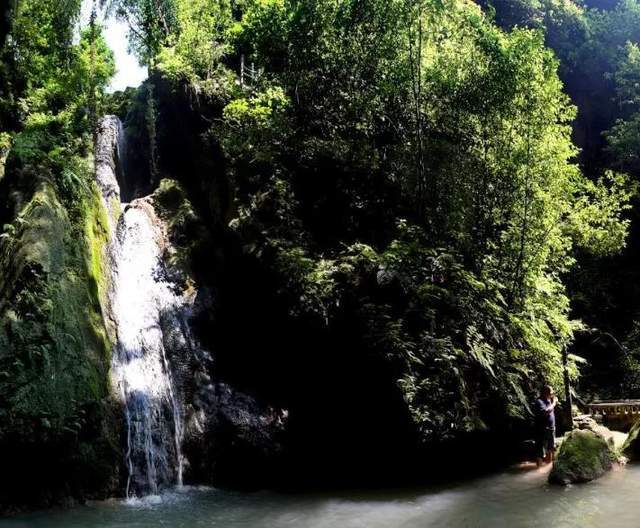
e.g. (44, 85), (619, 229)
(95, 116), (186, 497)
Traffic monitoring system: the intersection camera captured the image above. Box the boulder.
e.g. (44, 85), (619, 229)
(573, 414), (618, 448)
(549, 429), (617, 485)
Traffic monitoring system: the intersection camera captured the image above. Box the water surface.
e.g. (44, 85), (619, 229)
(2, 465), (637, 528)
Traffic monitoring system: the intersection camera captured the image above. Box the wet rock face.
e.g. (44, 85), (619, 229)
(95, 116), (122, 229)
(150, 181), (288, 487)
(0, 120), (121, 512)
(549, 429), (617, 485)
(109, 193), (285, 495)
(181, 381), (287, 487)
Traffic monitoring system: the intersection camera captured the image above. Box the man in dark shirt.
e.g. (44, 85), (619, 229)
(535, 385), (558, 466)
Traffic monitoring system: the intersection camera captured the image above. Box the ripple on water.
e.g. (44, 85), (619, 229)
(5, 466), (640, 528)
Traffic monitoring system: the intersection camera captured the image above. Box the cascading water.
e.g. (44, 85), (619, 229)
(93, 115), (287, 500)
(110, 200), (186, 496)
(95, 116), (186, 497)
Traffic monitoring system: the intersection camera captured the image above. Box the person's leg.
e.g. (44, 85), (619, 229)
(536, 432), (545, 466)
(549, 428), (556, 462)
(544, 429), (555, 464)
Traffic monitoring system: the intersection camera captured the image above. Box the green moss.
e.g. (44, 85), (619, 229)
(154, 178), (197, 229)
(0, 177), (110, 421)
(84, 184), (111, 306)
(0, 183), (67, 288)
(153, 178), (203, 276)
(0, 162), (119, 500)
(622, 419), (640, 460)
(549, 429), (616, 485)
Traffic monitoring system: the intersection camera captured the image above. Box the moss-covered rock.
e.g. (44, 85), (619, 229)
(0, 174), (121, 511)
(152, 178), (211, 280)
(549, 429), (617, 485)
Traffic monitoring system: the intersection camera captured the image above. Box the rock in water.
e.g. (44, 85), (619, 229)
(549, 429), (617, 485)
(573, 414), (620, 447)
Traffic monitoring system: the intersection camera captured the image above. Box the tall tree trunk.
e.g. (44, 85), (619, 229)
(89, 2), (98, 140)
(562, 347), (574, 429)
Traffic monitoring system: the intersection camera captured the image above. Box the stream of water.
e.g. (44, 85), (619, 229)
(2, 465), (640, 527)
(110, 199), (186, 496)
(96, 116), (186, 497)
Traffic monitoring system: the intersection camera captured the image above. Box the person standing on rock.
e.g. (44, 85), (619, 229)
(535, 385), (558, 467)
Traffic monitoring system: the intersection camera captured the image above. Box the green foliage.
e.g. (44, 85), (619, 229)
(485, 0), (640, 174)
(191, 0), (632, 439)
(607, 115), (640, 175)
(614, 42), (640, 110)
(1, 0), (115, 142)
(157, 0), (235, 84)
(220, 86), (290, 167)
(568, 171), (636, 256)
(622, 416), (640, 460)
(482, 0), (640, 402)
(0, 0), (635, 460)
(153, 178), (206, 276)
(8, 0), (82, 88)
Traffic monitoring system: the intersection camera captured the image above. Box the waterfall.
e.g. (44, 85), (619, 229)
(95, 116), (186, 498)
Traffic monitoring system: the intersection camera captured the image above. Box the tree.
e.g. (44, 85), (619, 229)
(102, 0), (177, 66)
(214, 0), (631, 438)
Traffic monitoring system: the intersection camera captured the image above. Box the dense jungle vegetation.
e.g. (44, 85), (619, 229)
(3, 0), (640, 507)
(484, 0), (640, 401)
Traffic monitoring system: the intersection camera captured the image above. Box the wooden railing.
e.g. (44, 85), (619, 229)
(587, 400), (640, 417)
